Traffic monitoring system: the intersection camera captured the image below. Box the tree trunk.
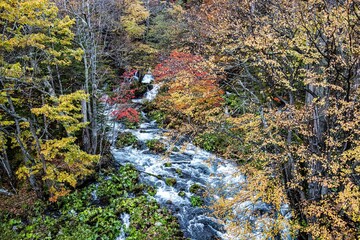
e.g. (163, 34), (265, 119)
(5, 93), (43, 198)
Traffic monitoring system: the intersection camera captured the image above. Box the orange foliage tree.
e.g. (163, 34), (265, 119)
(153, 51), (224, 129)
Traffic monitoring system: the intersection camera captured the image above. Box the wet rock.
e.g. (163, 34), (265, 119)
(280, 204), (290, 216)
(187, 223), (219, 240)
(0, 188), (13, 196)
(192, 164), (211, 175)
(135, 140), (147, 150)
(254, 202), (271, 214)
(170, 153), (192, 162)
(189, 183), (205, 195)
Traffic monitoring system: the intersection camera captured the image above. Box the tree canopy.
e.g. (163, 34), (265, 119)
(0, 0), (359, 239)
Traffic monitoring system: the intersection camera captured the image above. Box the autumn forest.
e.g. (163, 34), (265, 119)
(0, 0), (359, 239)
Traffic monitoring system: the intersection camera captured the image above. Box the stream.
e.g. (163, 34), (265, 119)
(105, 85), (292, 240)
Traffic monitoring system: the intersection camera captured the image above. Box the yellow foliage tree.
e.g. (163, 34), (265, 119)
(121, 0), (150, 39)
(16, 91), (100, 202)
(0, 0), (97, 201)
(181, 0), (360, 238)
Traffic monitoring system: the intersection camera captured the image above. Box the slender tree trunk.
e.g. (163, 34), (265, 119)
(0, 147), (16, 192)
(90, 42), (98, 154)
(28, 116), (52, 195)
(0, 149), (12, 180)
(82, 98), (91, 152)
(5, 92), (43, 198)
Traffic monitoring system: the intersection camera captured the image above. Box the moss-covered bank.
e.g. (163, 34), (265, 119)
(0, 164), (183, 240)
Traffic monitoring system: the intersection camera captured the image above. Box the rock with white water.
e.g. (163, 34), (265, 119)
(141, 74), (154, 84)
(144, 84), (161, 101)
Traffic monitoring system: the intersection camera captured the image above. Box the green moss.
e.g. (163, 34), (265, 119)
(164, 162), (172, 167)
(0, 164), (183, 240)
(190, 196), (203, 207)
(147, 186), (157, 196)
(178, 191), (186, 197)
(165, 178), (177, 186)
(116, 132), (138, 148)
(193, 132), (227, 153)
(175, 168), (182, 176)
(130, 81), (148, 98)
(146, 139), (166, 153)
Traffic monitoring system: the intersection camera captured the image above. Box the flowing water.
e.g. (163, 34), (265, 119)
(106, 85), (291, 240)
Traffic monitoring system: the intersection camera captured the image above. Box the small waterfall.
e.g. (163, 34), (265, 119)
(144, 84), (161, 101)
(116, 213), (130, 240)
(132, 84), (161, 103)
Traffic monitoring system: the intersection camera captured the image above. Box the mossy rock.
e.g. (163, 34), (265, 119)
(190, 196), (203, 207)
(116, 132), (138, 148)
(164, 162), (172, 167)
(178, 191), (186, 198)
(141, 100), (157, 113)
(189, 184), (205, 195)
(146, 139), (167, 153)
(123, 120), (139, 129)
(165, 178), (177, 186)
(193, 132), (229, 154)
(175, 168), (182, 175)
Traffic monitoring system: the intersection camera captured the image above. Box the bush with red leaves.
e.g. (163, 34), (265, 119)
(112, 107), (139, 123)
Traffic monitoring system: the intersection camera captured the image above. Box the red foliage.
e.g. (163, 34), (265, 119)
(106, 70), (141, 123)
(112, 107), (139, 123)
(273, 97), (281, 103)
(106, 82), (136, 105)
(153, 51), (210, 82)
(105, 69), (141, 105)
(122, 69), (138, 81)
(154, 51), (225, 121)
